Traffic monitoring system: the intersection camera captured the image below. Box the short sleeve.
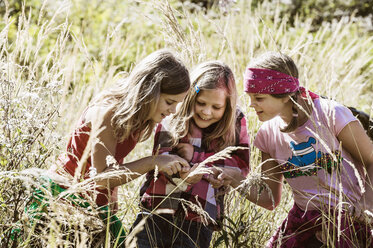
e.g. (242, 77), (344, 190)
(322, 99), (357, 136)
(254, 124), (270, 154)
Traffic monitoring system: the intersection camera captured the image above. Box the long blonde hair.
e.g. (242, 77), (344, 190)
(95, 49), (190, 142)
(170, 61), (237, 151)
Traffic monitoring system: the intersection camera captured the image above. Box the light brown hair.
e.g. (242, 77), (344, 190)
(95, 49), (190, 142)
(169, 61), (237, 151)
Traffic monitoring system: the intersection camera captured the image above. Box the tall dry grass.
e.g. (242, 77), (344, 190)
(0, 0), (372, 247)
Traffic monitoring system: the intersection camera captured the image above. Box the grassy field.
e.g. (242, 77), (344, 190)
(1, 0), (372, 247)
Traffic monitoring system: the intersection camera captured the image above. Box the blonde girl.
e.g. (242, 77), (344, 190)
(27, 49), (191, 246)
(132, 61), (251, 248)
(212, 52), (373, 247)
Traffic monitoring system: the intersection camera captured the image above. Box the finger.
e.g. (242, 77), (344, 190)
(186, 173), (198, 181)
(212, 167), (223, 177)
(190, 163), (199, 172)
(211, 182), (223, 188)
(164, 168), (173, 176)
(181, 164), (190, 172)
(207, 175), (222, 185)
(177, 158), (190, 170)
(170, 164), (178, 174)
(180, 160), (191, 171)
(174, 162), (181, 172)
(176, 143), (186, 149)
(223, 179), (232, 187)
(208, 167), (219, 176)
(217, 173), (230, 181)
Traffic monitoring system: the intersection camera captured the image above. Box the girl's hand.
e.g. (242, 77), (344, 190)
(180, 163), (203, 185)
(207, 167), (242, 188)
(206, 167), (225, 188)
(337, 120), (373, 224)
(155, 154), (190, 176)
(207, 174), (225, 188)
(176, 143), (194, 162)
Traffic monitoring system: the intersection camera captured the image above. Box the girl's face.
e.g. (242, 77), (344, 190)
(151, 92), (188, 123)
(193, 88), (227, 129)
(248, 93), (292, 122)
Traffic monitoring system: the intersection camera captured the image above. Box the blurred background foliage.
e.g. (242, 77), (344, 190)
(252, 0), (373, 27)
(183, 0), (373, 28)
(1, 0), (372, 67)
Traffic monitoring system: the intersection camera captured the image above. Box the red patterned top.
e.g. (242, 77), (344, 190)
(55, 110), (138, 206)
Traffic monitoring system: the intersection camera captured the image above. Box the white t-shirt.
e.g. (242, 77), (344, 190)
(254, 97), (365, 211)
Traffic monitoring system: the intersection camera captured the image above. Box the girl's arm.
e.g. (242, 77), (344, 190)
(180, 111), (250, 172)
(177, 113), (250, 184)
(209, 152), (283, 210)
(102, 155), (190, 188)
(87, 107), (190, 188)
(337, 120), (373, 212)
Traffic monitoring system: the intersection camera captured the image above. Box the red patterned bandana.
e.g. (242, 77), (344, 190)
(244, 68), (299, 94)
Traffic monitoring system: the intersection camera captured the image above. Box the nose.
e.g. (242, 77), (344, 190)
(249, 99), (256, 108)
(169, 104), (177, 114)
(201, 107), (212, 116)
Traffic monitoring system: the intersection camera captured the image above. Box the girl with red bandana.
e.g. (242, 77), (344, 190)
(210, 52), (373, 247)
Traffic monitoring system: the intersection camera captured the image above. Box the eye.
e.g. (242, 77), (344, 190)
(213, 106), (223, 110)
(196, 101), (205, 106)
(166, 100), (173, 105)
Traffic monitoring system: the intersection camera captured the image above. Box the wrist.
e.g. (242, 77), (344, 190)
(231, 173), (245, 188)
(231, 179), (242, 188)
(225, 168), (244, 188)
(151, 155), (164, 170)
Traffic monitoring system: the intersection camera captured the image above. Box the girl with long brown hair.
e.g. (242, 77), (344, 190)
(132, 61), (251, 248)
(27, 49), (191, 246)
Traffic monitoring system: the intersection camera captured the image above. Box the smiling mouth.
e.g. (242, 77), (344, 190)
(199, 115), (211, 121)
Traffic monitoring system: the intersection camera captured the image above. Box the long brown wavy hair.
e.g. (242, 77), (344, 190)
(94, 49), (190, 142)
